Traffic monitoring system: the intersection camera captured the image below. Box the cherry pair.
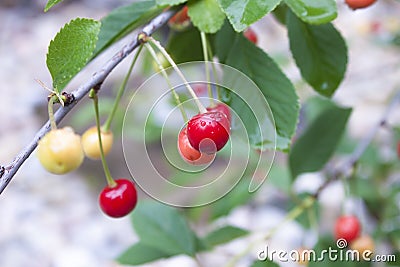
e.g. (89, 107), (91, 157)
(178, 103), (231, 165)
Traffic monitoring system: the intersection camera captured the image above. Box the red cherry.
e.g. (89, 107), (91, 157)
(397, 141), (400, 159)
(178, 127), (214, 165)
(207, 103), (231, 122)
(187, 112), (230, 154)
(345, 0), (376, 10)
(168, 6), (190, 30)
(244, 28), (258, 44)
(334, 215), (361, 243)
(99, 179), (138, 218)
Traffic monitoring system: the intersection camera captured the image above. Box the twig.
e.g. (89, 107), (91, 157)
(314, 90), (400, 198)
(223, 90), (400, 266)
(0, 9), (176, 194)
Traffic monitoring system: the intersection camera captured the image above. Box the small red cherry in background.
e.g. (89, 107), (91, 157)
(178, 127), (214, 165)
(345, 0), (376, 10)
(207, 103), (231, 122)
(99, 179), (138, 218)
(397, 141), (400, 159)
(187, 112), (230, 154)
(334, 215), (361, 243)
(244, 28), (258, 44)
(168, 6), (190, 30)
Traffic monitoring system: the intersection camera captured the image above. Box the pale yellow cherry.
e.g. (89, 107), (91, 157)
(37, 127), (84, 174)
(81, 126), (113, 160)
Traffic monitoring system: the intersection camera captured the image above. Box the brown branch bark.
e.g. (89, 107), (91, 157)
(0, 9), (175, 194)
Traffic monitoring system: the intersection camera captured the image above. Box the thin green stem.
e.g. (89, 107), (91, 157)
(206, 38), (221, 100)
(144, 42), (188, 122)
(48, 95), (57, 130)
(148, 36), (207, 114)
(90, 89), (116, 188)
(103, 45), (143, 132)
(224, 196), (316, 267)
(200, 31), (214, 105)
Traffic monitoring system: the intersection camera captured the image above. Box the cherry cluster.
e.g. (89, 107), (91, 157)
(36, 87), (137, 220)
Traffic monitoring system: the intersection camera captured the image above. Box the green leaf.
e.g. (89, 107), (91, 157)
(156, 0), (187, 6)
(284, 0), (337, 24)
(187, 0), (226, 33)
(215, 22), (299, 151)
(131, 201), (197, 256)
(287, 11), (347, 97)
(250, 258), (279, 267)
(272, 3), (289, 25)
(46, 18), (101, 92)
(289, 103), (352, 178)
(44, 0), (63, 12)
(166, 27), (203, 63)
(217, 0), (282, 32)
(117, 242), (172, 265)
(203, 226), (249, 247)
(93, 1), (163, 57)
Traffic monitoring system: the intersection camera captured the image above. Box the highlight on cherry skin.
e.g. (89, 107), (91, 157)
(81, 126), (114, 160)
(37, 127), (84, 174)
(187, 111), (230, 154)
(207, 102), (232, 123)
(178, 126), (215, 165)
(334, 215), (361, 243)
(99, 179), (138, 218)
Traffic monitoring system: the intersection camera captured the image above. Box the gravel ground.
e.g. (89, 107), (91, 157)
(0, 1), (399, 267)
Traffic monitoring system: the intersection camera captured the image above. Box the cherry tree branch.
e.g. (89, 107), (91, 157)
(0, 9), (175, 194)
(314, 90), (400, 197)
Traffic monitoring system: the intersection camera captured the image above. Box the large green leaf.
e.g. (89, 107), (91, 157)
(217, 0), (282, 32)
(117, 242), (172, 265)
(203, 226), (249, 247)
(166, 27), (203, 63)
(93, 1), (163, 57)
(215, 22), (299, 151)
(284, 0), (337, 24)
(287, 11), (347, 97)
(131, 201), (197, 256)
(187, 0), (225, 33)
(46, 18), (100, 92)
(156, 0), (187, 6)
(289, 103), (352, 178)
(44, 0), (63, 12)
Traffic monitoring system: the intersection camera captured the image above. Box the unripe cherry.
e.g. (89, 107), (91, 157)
(178, 127), (214, 165)
(82, 126), (113, 160)
(37, 127), (84, 174)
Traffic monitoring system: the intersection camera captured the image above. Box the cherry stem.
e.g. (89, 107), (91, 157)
(47, 95), (58, 130)
(147, 36), (207, 114)
(90, 89), (117, 188)
(200, 31), (214, 105)
(144, 42), (188, 122)
(206, 38), (221, 100)
(103, 45), (143, 132)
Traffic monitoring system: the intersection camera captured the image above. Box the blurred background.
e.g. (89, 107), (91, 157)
(0, 0), (399, 266)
